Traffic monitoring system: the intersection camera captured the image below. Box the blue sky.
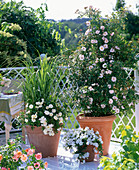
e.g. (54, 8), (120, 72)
(11, 0), (139, 20)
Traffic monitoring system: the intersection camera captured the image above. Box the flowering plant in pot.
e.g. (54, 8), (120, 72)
(68, 6), (139, 155)
(63, 127), (103, 163)
(19, 57), (68, 157)
(0, 136), (48, 170)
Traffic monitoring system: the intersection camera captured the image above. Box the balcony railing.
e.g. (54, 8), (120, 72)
(0, 65), (139, 142)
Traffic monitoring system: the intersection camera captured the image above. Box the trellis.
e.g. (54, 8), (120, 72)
(0, 65), (138, 141)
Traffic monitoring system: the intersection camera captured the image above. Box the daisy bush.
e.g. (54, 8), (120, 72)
(69, 6), (139, 117)
(0, 136), (48, 170)
(19, 57), (68, 136)
(63, 127), (103, 163)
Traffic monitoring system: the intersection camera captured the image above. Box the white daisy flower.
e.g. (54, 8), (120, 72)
(29, 104), (33, 109)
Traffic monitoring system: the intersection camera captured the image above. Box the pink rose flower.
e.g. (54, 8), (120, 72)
(34, 162), (40, 168)
(35, 153), (42, 160)
(27, 166), (34, 170)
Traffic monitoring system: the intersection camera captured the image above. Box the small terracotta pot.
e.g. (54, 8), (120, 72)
(26, 126), (61, 158)
(76, 114), (116, 155)
(82, 145), (95, 162)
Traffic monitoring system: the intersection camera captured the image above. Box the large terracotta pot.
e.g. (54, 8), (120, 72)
(26, 126), (61, 158)
(76, 114), (116, 155)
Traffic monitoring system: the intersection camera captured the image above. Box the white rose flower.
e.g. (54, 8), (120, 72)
(109, 90), (114, 94)
(108, 84), (111, 89)
(110, 48), (115, 53)
(102, 63), (107, 68)
(89, 98), (93, 104)
(100, 58), (105, 62)
(112, 106), (117, 110)
(109, 99), (113, 104)
(95, 30), (100, 34)
(88, 86), (93, 91)
(86, 21), (90, 26)
(99, 46), (104, 51)
(115, 108), (120, 113)
(79, 54), (84, 60)
(101, 104), (106, 108)
(104, 44), (108, 49)
(100, 26), (105, 30)
(112, 96), (118, 101)
(111, 76), (117, 82)
(81, 47), (86, 51)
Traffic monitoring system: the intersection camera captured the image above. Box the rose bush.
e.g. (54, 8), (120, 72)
(68, 6), (139, 117)
(0, 136), (48, 170)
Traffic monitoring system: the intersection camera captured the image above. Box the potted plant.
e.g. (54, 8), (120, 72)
(0, 74), (11, 95)
(63, 127), (103, 163)
(68, 6), (139, 155)
(0, 136), (48, 170)
(19, 57), (68, 158)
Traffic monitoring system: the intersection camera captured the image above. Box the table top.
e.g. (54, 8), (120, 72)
(0, 92), (24, 124)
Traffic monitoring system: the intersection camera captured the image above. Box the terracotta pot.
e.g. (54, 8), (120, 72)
(76, 114), (116, 155)
(82, 145), (95, 162)
(26, 126), (61, 158)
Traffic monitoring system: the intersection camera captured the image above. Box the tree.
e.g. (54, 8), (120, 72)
(0, 23), (28, 67)
(115, 0), (125, 11)
(0, 0), (61, 62)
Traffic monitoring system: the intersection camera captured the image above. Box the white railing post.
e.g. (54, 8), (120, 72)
(135, 58), (139, 134)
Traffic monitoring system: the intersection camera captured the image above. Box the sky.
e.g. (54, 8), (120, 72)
(11, 0), (139, 21)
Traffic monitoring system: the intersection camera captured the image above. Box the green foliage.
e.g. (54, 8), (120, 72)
(115, 0), (125, 11)
(0, 0), (61, 65)
(63, 127), (103, 163)
(0, 136), (48, 169)
(98, 126), (139, 169)
(67, 6), (139, 117)
(19, 57), (68, 135)
(0, 22), (28, 67)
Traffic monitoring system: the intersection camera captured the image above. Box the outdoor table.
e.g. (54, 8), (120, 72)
(0, 93), (24, 143)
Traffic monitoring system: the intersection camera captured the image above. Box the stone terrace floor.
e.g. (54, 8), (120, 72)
(0, 131), (121, 170)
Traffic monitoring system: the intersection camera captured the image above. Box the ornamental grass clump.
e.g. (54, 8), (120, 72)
(0, 136), (48, 170)
(98, 125), (139, 169)
(63, 127), (103, 163)
(19, 57), (68, 136)
(68, 6), (139, 117)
